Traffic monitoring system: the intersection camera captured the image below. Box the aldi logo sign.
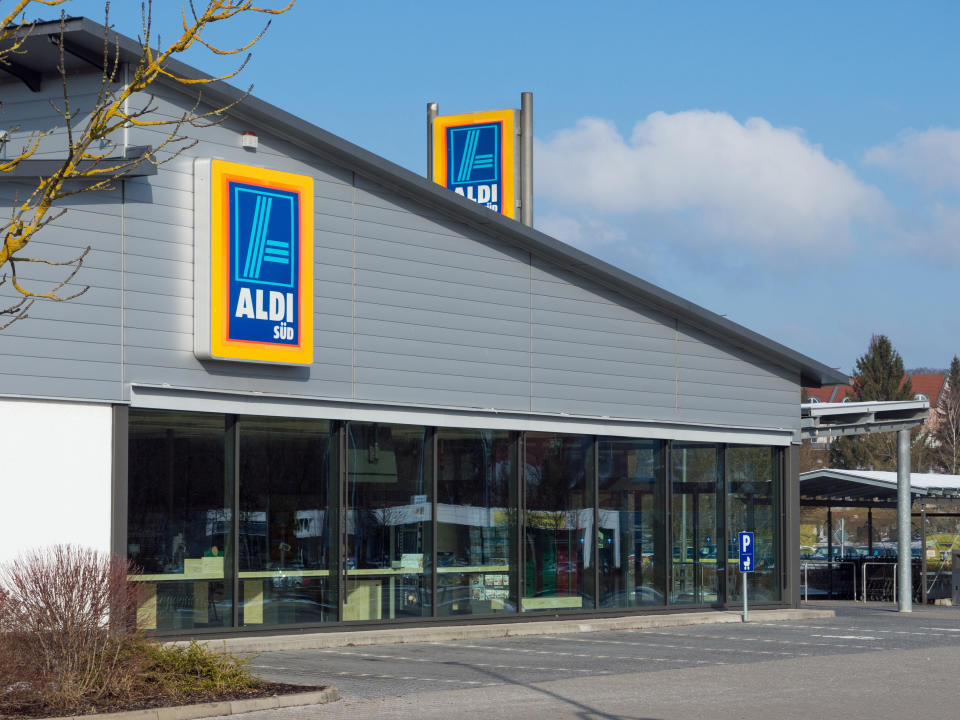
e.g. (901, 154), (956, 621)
(194, 159), (313, 365)
(432, 109), (517, 219)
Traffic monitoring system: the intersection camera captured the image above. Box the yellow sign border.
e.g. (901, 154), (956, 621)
(432, 109), (516, 219)
(209, 160), (314, 365)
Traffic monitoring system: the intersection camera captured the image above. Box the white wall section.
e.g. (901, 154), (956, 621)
(0, 398), (113, 565)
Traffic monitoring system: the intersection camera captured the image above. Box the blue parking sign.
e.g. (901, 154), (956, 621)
(738, 531), (755, 573)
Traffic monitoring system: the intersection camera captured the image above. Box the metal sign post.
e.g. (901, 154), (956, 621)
(738, 531), (754, 622)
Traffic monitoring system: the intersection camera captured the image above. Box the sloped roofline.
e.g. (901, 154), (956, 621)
(13, 17), (847, 387)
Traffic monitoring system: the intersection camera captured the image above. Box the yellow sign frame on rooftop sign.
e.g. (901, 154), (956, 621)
(432, 108), (518, 219)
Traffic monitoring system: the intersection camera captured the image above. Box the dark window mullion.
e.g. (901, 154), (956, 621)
(431, 427), (438, 618)
(664, 440), (672, 605)
(337, 422), (347, 623)
(593, 436), (600, 609)
(229, 414), (239, 628)
(517, 432), (525, 612)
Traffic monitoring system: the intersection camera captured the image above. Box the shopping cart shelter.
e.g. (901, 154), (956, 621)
(1, 18), (847, 635)
(799, 469), (960, 604)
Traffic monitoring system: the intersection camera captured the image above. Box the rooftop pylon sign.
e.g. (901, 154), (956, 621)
(428, 93), (533, 227)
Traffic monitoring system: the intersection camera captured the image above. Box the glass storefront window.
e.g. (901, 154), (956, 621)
(238, 417), (337, 627)
(597, 437), (666, 607)
(671, 443), (722, 605)
(726, 446), (780, 602)
(345, 423), (432, 621)
(128, 410), (233, 631)
(522, 433), (594, 611)
(436, 429), (517, 616)
(127, 407), (790, 630)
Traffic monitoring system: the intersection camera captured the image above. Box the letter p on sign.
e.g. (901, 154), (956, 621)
(738, 531), (755, 573)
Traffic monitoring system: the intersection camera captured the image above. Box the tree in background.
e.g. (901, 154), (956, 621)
(830, 334), (919, 471)
(935, 356), (960, 474)
(850, 334), (913, 402)
(1, 0), (293, 328)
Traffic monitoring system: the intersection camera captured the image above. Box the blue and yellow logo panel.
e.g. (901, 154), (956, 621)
(432, 109), (517, 219)
(195, 159), (313, 365)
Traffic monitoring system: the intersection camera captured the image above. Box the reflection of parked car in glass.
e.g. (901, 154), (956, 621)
(599, 587), (665, 608)
(810, 546), (860, 561)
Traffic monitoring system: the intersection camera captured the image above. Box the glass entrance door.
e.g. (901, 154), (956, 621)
(670, 443), (723, 605)
(343, 423), (432, 622)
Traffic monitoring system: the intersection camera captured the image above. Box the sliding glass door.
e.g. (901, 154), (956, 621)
(670, 443), (723, 605)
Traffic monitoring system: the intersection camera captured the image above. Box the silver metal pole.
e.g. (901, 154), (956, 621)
(427, 102), (439, 181)
(520, 91), (533, 227)
(897, 428), (912, 612)
(742, 571), (748, 622)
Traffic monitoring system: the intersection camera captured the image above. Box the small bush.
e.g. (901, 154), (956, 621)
(0, 545), (144, 712)
(143, 641), (262, 698)
(0, 545), (265, 715)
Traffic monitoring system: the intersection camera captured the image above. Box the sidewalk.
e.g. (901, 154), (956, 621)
(180, 607), (835, 654)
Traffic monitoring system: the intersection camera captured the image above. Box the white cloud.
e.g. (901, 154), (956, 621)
(535, 111), (885, 249)
(536, 214), (627, 253)
(864, 127), (960, 189)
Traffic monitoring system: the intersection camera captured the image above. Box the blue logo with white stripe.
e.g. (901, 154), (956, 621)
(228, 181), (300, 345)
(448, 123), (499, 186)
(446, 121), (502, 212)
(233, 186), (296, 288)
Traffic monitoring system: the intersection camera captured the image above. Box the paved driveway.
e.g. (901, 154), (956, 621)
(215, 603), (960, 719)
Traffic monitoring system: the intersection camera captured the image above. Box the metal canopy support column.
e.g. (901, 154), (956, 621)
(897, 428), (912, 612)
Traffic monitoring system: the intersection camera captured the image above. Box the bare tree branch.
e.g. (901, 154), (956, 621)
(0, 0), (295, 329)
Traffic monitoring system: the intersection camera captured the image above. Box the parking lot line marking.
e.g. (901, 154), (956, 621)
(535, 635), (800, 657)
(811, 634), (878, 640)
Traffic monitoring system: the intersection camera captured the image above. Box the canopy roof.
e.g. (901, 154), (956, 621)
(800, 468), (960, 503)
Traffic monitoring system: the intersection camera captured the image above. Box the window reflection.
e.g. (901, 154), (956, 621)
(726, 446), (779, 602)
(436, 429), (517, 615)
(598, 438), (666, 607)
(671, 443), (722, 605)
(345, 423), (432, 620)
(128, 410), (232, 630)
(523, 433), (594, 611)
(238, 417), (336, 627)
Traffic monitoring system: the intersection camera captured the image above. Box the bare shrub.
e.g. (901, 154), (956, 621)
(0, 545), (145, 712)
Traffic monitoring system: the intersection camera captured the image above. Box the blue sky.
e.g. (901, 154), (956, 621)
(62, 1), (960, 375)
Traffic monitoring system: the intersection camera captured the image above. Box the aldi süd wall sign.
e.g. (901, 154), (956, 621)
(194, 159), (313, 365)
(432, 109), (518, 219)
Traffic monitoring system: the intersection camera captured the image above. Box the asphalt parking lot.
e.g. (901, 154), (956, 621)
(217, 603), (960, 719)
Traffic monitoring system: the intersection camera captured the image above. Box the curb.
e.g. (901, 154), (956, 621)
(44, 687), (340, 720)
(178, 608), (835, 654)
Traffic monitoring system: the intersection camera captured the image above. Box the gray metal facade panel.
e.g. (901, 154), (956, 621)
(0, 182), (124, 401)
(0, 76), (802, 432)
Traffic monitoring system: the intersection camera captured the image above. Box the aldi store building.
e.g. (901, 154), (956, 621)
(0, 19), (846, 635)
